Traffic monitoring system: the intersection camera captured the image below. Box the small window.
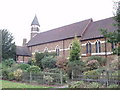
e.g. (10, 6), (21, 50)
(95, 41), (101, 53)
(86, 42), (92, 54)
(89, 43), (92, 53)
(56, 46), (60, 56)
(98, 41), (101, 53)
(69, 44), (72, 50)
(86, 43), (89, 54)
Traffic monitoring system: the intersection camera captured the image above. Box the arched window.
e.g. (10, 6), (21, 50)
(95, 41), (101, 53)
(56, 46), (60, 56)
(98, 41), (101, 53)
(69, 43), (72, 50)
(89, 43), (92, 53)
(86, 43), (89, 54)
(86, 42), (92, 54)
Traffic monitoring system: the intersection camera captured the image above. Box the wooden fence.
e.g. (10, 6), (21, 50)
(72, 74), (120, 86)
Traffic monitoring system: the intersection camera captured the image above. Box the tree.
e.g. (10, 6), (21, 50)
(100, 1), (120, 70)
(1, 29), (16, 60)
(67, 36), (85, 79)
(69, 36), (81, 61)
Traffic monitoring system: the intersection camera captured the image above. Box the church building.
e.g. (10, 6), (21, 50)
(16, 15), (117, 63)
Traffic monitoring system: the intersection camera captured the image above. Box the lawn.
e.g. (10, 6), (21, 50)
(1, 80), (53, 88)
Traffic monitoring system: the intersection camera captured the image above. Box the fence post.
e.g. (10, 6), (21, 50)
(72, 70), (73, 80)
(106, 70), (109, 87)
(60, 69), (63, 85)
(30, 72), (32, 84)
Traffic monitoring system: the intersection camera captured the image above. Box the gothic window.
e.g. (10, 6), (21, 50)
(95, 41), (101, 53)
(69, 43), (72, 50)
(86, 43), (89, 54)
(98, 41), (101, 53)
(89, 43), (92, 53)
(56, 46), (60, 56)
(86, 42), (92, 54)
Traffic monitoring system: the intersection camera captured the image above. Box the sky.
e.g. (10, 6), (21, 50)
(0, 0), (116, 46)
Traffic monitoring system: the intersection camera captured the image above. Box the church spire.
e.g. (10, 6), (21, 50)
(31, 15), (40, 39)
(31, 15), (40, 26)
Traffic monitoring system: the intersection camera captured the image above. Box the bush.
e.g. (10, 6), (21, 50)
(83, 70), (100, 79)
(13, 69), (23, 81)
(41, 56), (57, 69)
(88, 56), (107, 66)
(43, 75), (54, 84)
(27, 65), (40, 73)
(2, 69), (9, 79)
(86, 82), (101, 88)
(86, 60), (100, 70)
(18, 63), (30, 71)
(8, 72), (14, 80)
(3, 58), (15, 67)
(69, 81), (86, 88)
(107, 84), (119, 88)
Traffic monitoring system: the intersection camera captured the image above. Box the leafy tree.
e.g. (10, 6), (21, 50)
(100, 1), (120, 56)
(1, 29), (16, 60)
(100, 1), (120, 70)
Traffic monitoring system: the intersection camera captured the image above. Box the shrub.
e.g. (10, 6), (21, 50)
(88, 56), (107, 66)
(68, 81), (86, 88)
(41, 56), (57, 69)
(3, 58), (15, 67)
(56, 57), (68, 70)
(8, 72), (14, 80)
(27, 65), (40, 73)
(86, 60), (100, 70)
(13, 69), (23, 81)
(83, 70), (100, 79)
(86, 82), (101, 88)
(18, 63), (30, 71)
(2, 69), (9, 79)
(107, 84), (119, 88)
(43, 75), (54, 84)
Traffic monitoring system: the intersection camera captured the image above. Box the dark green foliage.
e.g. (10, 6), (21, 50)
(34, 52), (56, 69)
(1, 29), (16, 60)
(18, 63), (30, 70)
(3, 58), (16, 67)
(41, 56), (57, 69)
(2, 69), (9, 79)
(88, 56), (107, 66)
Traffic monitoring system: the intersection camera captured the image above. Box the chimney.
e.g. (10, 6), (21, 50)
(22, 38), (27, 46)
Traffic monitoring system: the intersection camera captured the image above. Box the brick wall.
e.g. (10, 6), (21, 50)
(29, 37), (80, 59)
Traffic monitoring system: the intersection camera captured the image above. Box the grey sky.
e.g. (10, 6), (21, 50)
(0, 0), (115, 46)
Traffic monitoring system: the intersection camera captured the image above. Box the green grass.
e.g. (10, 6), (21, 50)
(1, 80), (53, 88)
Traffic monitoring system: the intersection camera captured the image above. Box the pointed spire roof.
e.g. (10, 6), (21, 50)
(31, 15), (40, 26)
